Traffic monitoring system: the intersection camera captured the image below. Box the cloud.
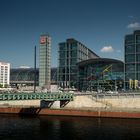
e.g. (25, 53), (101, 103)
(100, 46), (114, 53)
(127, 22), (140, 29)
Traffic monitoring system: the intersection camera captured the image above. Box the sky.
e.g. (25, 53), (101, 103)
(0, 0), (140, 68)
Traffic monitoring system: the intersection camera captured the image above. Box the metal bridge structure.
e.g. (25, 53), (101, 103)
(0, 92), (74, 101)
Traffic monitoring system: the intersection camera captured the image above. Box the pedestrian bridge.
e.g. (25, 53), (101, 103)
(0, 92), (74, 101)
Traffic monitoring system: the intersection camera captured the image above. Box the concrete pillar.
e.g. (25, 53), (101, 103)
(50, 101), (60, 109)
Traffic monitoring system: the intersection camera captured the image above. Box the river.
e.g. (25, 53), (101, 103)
(0, 114), (140, 140)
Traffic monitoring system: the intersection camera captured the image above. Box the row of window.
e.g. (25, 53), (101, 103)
(125, 44), (140, 53)
(125, 64), (140, 72)
(125, 54), (140, 63)
(125, 35), (140, 45)
(59, 67), (77, 74)
(58, 74), (77, 81)
(125, 73), (140, 80)
(59, 43), (77, 51)
(59, 50), (77, 58)
(59, 58), (77, 66)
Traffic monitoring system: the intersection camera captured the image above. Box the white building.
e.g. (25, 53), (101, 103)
(0, 62), (10, 87)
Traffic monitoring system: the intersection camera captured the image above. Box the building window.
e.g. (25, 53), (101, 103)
(126, 64), (135, 72)
(136, 35), (140, 44)
(125, 54), (135, 63)
(125, 45), (135, 53)
(137, 64), (140, 72)
(136, 44), (140, 52)
(125, 35), (134, 45)
(126, 73), (135, 80)
(136, 55), (140, 62)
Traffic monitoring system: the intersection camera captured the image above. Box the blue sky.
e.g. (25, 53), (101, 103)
(0, 0), (140, 68)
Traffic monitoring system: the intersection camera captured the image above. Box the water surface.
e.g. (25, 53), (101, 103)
(0, 114), (140, 140)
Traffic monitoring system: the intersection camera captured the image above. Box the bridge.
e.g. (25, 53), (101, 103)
(0, 92), (74, 101)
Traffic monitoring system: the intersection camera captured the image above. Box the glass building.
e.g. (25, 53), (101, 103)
(39, 34), (51, 89)
(125, 30), (140, 89)
(58, 38), (99, 89)
(78, 58), (124, 91)
(10, 68), (57, 86)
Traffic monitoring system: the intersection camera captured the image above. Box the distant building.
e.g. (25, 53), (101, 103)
(58, 38), (99, 89)
(39, 34), (51, 89)
(124, 30), (140, 89)
(0, 62), (10, 87)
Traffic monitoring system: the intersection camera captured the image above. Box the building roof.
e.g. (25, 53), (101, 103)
(77, 58), (124, 67)
(59, 38), (99, 58)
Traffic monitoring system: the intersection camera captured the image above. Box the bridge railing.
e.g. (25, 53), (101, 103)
(0, 92), (74, 101)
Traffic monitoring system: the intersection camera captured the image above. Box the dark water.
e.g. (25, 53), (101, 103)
(0, 115), (140, 140)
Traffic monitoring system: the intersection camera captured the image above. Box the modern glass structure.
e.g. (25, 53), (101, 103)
(39, 34), (51, 89)
(124, 30), (140, 90)
(58, 38), (99, 89)
(78, 58), (124, 91)
(10, 68), (57, 86)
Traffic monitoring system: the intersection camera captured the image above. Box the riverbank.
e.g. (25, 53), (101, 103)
(0, 94), (140, 118)
(0, 107), (140, 119)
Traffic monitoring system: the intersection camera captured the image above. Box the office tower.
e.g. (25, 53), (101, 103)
(0, 62), (10, 87)
(124, 30), (140, 89)
(58, 38), (99, 89)
(39, 34), (51, 89)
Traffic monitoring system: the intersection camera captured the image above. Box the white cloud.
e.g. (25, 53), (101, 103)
(127, 22), (140, 29)
(100, 46), (114, 53)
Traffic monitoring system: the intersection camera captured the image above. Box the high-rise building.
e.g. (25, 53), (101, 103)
(0, 62), (10, 87)
(39, 34), (51, 89)
(124, 30), (140, 89)
(58, 38), (99, 89)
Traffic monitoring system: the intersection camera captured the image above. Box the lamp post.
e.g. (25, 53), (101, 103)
(34, 46), (37, 93)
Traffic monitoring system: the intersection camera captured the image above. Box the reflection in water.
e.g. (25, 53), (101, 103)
(0, 114), (140, 140)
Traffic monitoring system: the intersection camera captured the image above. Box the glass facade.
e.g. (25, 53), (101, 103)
(125, 30), (140, 89)
(10, 68), (57, 86)
(78, 58), (124, 91)
(58, 38), (99, 89)
(39, 34), (51, 89)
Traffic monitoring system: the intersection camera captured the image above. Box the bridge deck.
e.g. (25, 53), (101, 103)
(0, 92), (74, 101)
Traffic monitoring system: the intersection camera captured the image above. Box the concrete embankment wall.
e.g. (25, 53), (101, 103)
(0, 95), (140, 118)
(0, 95), (140, 110)
(64, 95), (106, 109)
(64, 95), (140, 110)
